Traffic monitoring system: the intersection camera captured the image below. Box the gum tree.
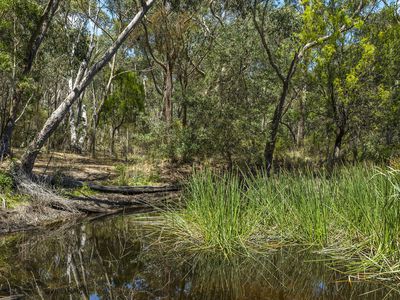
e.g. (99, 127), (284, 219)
(18, 0), (156, 175)
(251, 0), (371, 174)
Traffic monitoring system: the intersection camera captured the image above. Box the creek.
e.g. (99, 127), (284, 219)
(0, 212), (397, 299)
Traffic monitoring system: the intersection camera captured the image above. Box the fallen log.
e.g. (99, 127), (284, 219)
(86, 183), (181, 194)
(63, 191), (180, 214)
(46, 175), (183, 194)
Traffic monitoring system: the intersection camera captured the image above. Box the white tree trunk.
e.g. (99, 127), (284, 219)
(69, 107), (77, 148)
(78, 103), (88, 149)
(18, 0), (156, 174)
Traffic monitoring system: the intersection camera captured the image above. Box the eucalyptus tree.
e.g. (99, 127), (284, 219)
(251, 0), (374, 173)
(64, 0), (99, 153)
(311, 34), (377, 165)
(0, 0), (60, 159)
(367, 4), (400, 156)
(100, 71), (145, 156)
(141, 1), (205, 125)
(18, 0), (156, 175)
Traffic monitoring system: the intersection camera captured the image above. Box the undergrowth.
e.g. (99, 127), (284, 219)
(0, 171), (29, 209)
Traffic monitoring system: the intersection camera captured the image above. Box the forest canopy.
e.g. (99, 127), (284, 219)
(0, 0), (398, 173)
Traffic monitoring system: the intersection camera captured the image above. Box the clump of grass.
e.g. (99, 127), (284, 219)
(162, 165), (400, 280)
(69, 183), (97, 197)
(247, 166), (400, 278)
(113, 163), (161, 186)
(164, 170), (264, 255)
(0, 171), (13, 192)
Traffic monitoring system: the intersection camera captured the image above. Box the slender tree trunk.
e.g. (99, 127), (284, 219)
(110, 127), (116, 156)
(90, 125), (97, 158)
(125, 128), (129, 161)
(264, 81), (290, 175)
(178, 70), (188, 127)
(296, 88), (306, 148)
(333, 127), (345, 162)
(0, 119), (14, 160)
(110, 118), (124, 157)
(163, 63), (173, 124)
(0, 0), (60, 158)
(18, 0), (155, 175)
(78, 103), (87, 151)
(67, 16), (87, 153)
(182, 103), (187, 127)
(69, 104), (78, 152)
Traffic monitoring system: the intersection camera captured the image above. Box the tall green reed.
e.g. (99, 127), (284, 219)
(165, 169), (264, 255)
(163, 165), (400, 278)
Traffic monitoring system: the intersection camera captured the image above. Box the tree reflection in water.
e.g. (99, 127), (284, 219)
(0, 214), (398, 299)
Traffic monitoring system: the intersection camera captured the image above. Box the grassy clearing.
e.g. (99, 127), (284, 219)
(161, 166), (400, 280)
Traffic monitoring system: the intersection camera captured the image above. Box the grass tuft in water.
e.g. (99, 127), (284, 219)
(162, 165), (400, 280)
(164, 170), (264, 255)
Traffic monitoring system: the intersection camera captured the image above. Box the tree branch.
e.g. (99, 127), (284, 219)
(252, 0), (285, 83)
(298, 0), (366, 60)
(142, 19), (167, 71)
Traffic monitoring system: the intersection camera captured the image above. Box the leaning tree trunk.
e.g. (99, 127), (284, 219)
(18, 0), (156, 175)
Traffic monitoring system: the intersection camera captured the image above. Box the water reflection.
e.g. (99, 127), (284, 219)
(0, 214), (398, 299)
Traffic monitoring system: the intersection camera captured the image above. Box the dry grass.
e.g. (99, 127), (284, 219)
(1, 149), (193, 185)
(14, 173), (78, 213)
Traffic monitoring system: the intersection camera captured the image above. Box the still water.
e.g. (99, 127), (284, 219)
(0, 213), (398, 299)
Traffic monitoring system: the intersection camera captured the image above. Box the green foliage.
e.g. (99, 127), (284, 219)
(0, 0), (41, 65)
(0, 171), (29, 209)
(70, 183), (97, 197)
(102, 71), (145, 126)
(114, 163), (129, 185)
(0, 51), (11, 71)
(164, 169), (263, 255)
(0, 171), (13, 193)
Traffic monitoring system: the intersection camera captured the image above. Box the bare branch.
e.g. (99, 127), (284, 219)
(210, 0), (224, 27)
(143, 49), (163, 95)
(15, 94), (34, 123)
